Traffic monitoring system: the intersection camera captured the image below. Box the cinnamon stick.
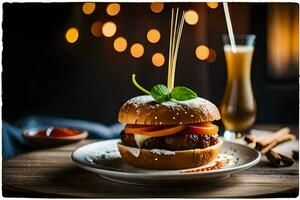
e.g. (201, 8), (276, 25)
(279, 153), (295, 166)
(245, 127), (296, 167)
(265, 150), (295, 167)
(265, 150), (281, 166)
(244, 134), (256, 144)
(292, 150), (299, 161)
(260, 133), (296, 154)
(255, 127), (295, 152)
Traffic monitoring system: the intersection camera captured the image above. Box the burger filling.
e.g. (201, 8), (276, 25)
(120, 123), (219, 151)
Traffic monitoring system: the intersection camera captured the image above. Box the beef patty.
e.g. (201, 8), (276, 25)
(120, 130), (218, 151)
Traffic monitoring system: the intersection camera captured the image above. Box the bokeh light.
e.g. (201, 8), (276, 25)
(106, 3), (121, 16)
(114, 37), (127, 52)
(82, 2), (96, 15)
(207, 49), (217, 63)
(130, 43), (144, 58)
(147, 29), (161, 43)
(207, 2), (219, 9)
(65, 27), (79, 43)
(150, 2), (164, 13)
(102, 21), (117, 37)
(152, 53), (165, 67)
(195, 45), (209, 60)
(184, 10), (199, 25)
(91, 21), (102, 37)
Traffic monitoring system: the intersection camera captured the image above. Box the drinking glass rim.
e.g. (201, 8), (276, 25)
(222, 34), (256, 40)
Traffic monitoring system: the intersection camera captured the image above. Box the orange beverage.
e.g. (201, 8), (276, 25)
(220, 35), (256, 133)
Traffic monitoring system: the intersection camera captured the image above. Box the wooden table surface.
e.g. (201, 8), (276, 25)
(3, 125), (299, 198)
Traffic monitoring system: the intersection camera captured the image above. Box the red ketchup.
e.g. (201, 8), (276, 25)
(33, 128), (82, 137)
(182, 159), (230, 173)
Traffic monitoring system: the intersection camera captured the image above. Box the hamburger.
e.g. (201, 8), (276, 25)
(117, 95), (222, 170)
(117, 9), (222, 170)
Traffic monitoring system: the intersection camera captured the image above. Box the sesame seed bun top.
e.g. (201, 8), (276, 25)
(118, 95), (221, 125)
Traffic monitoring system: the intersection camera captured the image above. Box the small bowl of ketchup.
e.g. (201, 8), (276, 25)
(23, 127), (88, 147)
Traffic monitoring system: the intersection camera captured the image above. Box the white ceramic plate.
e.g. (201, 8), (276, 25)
(72, 139), (261, 186)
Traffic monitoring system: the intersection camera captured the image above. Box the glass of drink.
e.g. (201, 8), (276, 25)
(220, 34), (256, 140)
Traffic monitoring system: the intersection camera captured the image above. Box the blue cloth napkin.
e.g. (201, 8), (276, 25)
(2, 115), (124, 159)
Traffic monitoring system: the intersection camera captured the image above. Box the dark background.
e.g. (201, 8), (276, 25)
(2, 2), (299, 126)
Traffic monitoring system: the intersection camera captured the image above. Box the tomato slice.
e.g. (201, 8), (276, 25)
(140, 126), (186, 137)
(187, 123), (219, 135)
(124, 123), (218, 136)
(125, 125), (186, 137)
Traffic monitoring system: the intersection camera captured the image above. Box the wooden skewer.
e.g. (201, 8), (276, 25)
(167, 9), (174, 89)
(169, 8), (178, 89)
(172, 8), (179, 62)
(171, 10), (185, 89)
(167, 8), (185, 90)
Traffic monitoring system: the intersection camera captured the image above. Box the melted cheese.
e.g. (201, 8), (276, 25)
(134, 134), (153, 148)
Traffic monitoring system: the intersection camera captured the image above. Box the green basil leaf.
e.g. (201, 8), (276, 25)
(151, 84), (171, 102)
(171, 86), (198, 101)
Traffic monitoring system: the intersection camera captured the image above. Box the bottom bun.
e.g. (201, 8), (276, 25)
(117, 139), (223, 170)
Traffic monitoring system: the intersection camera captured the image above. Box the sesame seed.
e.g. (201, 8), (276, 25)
(185, 111), (187, 114)
(180, 122), (183, 124)
(155, 158), (158, 161)
(173, 116), (176, 119)
(190, 115), (194, 117)
(176, 112), (179, 115)
(154, 116), (158, 119)
(159, 122), (162, 125)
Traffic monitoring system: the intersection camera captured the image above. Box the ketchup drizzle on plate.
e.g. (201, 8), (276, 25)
(182, 159), (230, 173)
